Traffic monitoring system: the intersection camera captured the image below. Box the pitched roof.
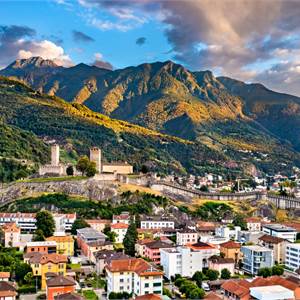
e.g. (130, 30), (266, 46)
(47, 275), (75, 287)
(93, 250), (129, 261)
(26, 252), (68, 264)
(0, 281), (17, 297)
(106, 258), (163, 276)
(204, 292), (222, 300)
(245, 217), (262, 223)
(86, 219), (111, 224)
(221, 280), (249, 298)
(46, 235), (74, 243)
(258, 234), (285, 244)
(134, 294), (161, 300)
(188, 241), (215, 250)
(2, 222), (20, 233)
(54, 293), (84, 300)
(0, 272), (10, 279)
(144, 240), (172, 249)
(209, 256), (235, 264)
(220, 240), (241, 249)
(111, 222), (129, 229)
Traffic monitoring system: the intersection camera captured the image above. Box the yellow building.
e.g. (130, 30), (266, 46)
(24, 253), (68, 289)
(46, 235), (74, 256)
(219, 240), (242, 265)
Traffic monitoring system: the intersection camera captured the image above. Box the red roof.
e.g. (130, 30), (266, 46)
(220, 240), (241, 249)
(111, 222), (129, 229)
(245, 217), (262, 223)
(134, 294), (161, 300)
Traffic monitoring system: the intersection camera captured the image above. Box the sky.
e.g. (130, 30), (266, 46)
(1, 0), (300, 96)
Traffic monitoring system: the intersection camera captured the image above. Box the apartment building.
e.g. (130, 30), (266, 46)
(176, 229), (198, 246)
(112, 212), (130, 225)
(106, 258), (163, 297)
(285, 243), (300, 271)
(111, 223), (129, 244)
(2, 223), (21, 248)
(245, 217), (262, 232)
(215, 225), (241, 241)
(219, 240), (242, 265)
(160, 242), (219, 279)
(46, 236), (74, 256)
(262, 224), (297, 242)
(25, 241), (57, 254)
(86, 219), (111, 233)
(140, 216), (175, 230)
(241, 245), (274, 275)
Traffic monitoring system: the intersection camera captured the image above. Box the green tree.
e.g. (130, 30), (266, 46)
(192, 271), (203, 287)
(66, 165), (74, 176)
(24, 272), (34, 284)
(199, 185), (209, 192)
(258, 267), (272, 278)
(36, 210), (55, 238)
(76, 156), (90, 175)
(221, 268), (231, 279)
(233, 214), (247, 230)
(123, 216), (138, 256)
(33, 229), (45, 241)
(140, 165), (149, 174)
(189, 288), (205, 299)
(272, 265), (284, 276)
(71, 219), (90, 235)
(207, 269), (219, 281)
(103, 225), (117, 242)
(163, 287), (172, 298)
(15, 263), (32, 284)
(86, 161), (97, 177)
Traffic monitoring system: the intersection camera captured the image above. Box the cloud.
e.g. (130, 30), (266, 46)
(0, 24), (73, 67)
(78, 0), (300, 95)
(92, 52), (113, 70)
(136, 37), (146, 46)
(72, 30), (94, 43)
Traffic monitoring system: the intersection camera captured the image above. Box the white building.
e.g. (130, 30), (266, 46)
(2, 223), (21, 248)
(245, 217), (262, 232)
(215, 225), (241, 241)
(160, 243), (219, 279)
(241, 245), (274, 275)
(141, 217), (175, 230)
(250, 286), (294, 300)
(262, 224), (297, 242)
(112, 212), (130, 225)
(176, 229), (198, 246)
(285, 243), (300, 271)
(0, 212), (76, 233)
(106, 258), (163, 297)
(111, 223), (128, 244)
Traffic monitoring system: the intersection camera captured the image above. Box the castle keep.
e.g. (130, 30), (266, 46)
(39, 145), (133, 176)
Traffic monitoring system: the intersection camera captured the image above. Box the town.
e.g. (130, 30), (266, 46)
(1, 145), (300, 300)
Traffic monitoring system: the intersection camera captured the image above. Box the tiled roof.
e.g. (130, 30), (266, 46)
(2, 222), (20, 232)
(144, 240), (172, 249)
(111, 222), (129, 229)
(26, 252), (68, 264)
(221, 280), (249, 298)
(106, 258), (163, 276)
(245, 217), (262, 223)
(47, 275), (75, 287)
(86, 219), (111, 224)
(46, 235), (74, 243)
(209, 256), (235, 264)
(204, 292), (222, 300)
(258, 234), (285, 244)
(188, 241), (216, 250)
(0, 272), (10, 279)
(134, 294), (161, 300)
(54, 293), (84, 300)
(0, 282), (16, 297)
(220, 240), (241, 249)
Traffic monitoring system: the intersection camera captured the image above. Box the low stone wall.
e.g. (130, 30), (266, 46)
(0, 178), (118, 206)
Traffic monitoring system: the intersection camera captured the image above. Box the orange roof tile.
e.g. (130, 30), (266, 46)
(111, 222), (129, 229)
(2, 222), (20, 233)
(0, 272), (10, 279)
(135, 294), (161, 300)
(46, 236), (74, 243)
(220, 240), (241, 249)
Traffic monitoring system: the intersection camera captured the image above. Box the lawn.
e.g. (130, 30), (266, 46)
(83, 290), (98, 300)
(67, 263), (81, 270)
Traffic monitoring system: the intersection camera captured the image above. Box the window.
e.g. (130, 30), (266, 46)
(120, 279), (124, 283)
(153, 282), (161, 287)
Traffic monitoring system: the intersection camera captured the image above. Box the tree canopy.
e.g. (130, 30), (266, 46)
(36, 210), (55, 238)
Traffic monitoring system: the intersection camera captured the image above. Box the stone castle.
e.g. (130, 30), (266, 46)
(39, 145), (133, 176)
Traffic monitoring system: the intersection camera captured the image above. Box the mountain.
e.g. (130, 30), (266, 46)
(1, 58), (300, 176)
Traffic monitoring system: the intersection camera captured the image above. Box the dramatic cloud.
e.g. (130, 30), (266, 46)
(72, 30), (94, 43)
(136, 37), (146, 46)
(92, 52), (113, 70)
(0, 25), (73, 68)
(79, 0), (300, 95)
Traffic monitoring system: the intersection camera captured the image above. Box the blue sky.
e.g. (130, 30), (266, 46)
(1, 0), (300, 95)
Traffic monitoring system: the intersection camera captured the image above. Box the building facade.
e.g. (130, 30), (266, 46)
(176, 229), (198, 246)
(46, 236), (74, 256)
(111, 223), (128, 244)
(2, 223), (21, 248)
(140, 218), (175, 230)
(262, 224), (297, 242)
(285, 243), (300, 271)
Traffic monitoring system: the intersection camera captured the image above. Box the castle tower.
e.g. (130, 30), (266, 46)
(51, 144), (60, 166)
(90, 147), (102, 173)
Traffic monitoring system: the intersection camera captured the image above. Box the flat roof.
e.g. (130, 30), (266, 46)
(27, 241), (57, 247)
(241, 245), (271, 252)
(263, 224), (296, 232)
(250, 285), (294, 300)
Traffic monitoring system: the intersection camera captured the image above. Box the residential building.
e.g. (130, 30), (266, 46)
(85, 241), (114, 263)
(160, 242), (219, 279)
(137, 229), (161, 240)
(0, 273), (10, 282)
(86, 219), (111, 232)
(93, 250), (129, 274)
(215, 225), (241, 241)
(112, 212), (130, 225)
(219, 240), (242, 265)
(106, 258), (163, 297)
(241, 245), (273, 275)
(26, 241), (57, 254)
(46, 275), (76, 300)
(208, 256), (235, 274)
(140, 216), (175, 230)
(111, 223), (128, 244)
(2, 223), (21, 248)
(176, 229), (198, 246)
(143, 240), (172, 264)
(0, 281), (17, 300)
(46, 236), (74, 256)
(285, 243), (300, 271)
(0, 212), (76, 232)
(238, 231), (264, 244)
(136, 239), (155, 257)
(258, 234), (288, 264)
(54, 293), (84, 300)
(222, 276), (300, 300)
(196, 221), (217, 236)
(245, 217), (262, 232)
(24, 252), (68, 289)
(262, 224), (297, 242)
